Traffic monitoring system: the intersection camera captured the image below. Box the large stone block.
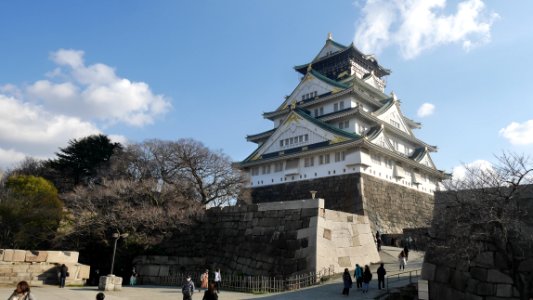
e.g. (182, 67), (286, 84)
(337, 256), (351, 267)
(496, 284), (513, 297)
(99, 275), (123, 291)
(25, 250), (48, 262)
(12, 250), (26, 262)
(473, 252), (494, 268)
(46, 251), (79, 264)
(421, 262), (436, 281)
(0, 250), (4, 261)
(487, 269), (513, 284)
(12, 264), (29, 273)
(476, 282), (495, 296)
(470, 267), (488, 281)
(519, 259), (533, 272)
(79, 264), (90, 280)
(435, 265), (451, 283)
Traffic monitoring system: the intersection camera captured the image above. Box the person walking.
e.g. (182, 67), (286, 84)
(214, 268), (222, 293)
(58, 264), (68, 288)
(377, 263), (386, 290)
(341, 268), (353, 296)
(182, 275), (195, 300)
(399, 250), (407, 270)
(200, 269), (209, 291)
(202, 282), (218, 300)
(403, 245), (410, 261)
(129, 267), (138, 286)
(8, 281), (35, 300)
(354, 264), (363, 289)
(362, 265), (372, 293)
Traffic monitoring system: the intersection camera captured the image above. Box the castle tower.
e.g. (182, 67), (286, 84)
(240, 35), (448, 233)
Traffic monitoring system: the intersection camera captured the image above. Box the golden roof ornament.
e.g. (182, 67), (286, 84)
(390, 91), (398, 101)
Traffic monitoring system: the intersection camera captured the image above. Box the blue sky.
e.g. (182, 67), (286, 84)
(0, 0), (532, 176)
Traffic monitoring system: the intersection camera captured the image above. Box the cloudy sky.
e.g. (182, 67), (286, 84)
(1, 0), (532, 177)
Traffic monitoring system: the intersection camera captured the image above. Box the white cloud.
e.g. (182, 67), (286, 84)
(0, 148), (27, 171)
(499, 120), (533, 145)
(354, 0), (499, 59)
(0, 49), (171, 169)
(452, 159), (493, 180)
(417, 103), (435, 117)
(27, 49), (172, 126)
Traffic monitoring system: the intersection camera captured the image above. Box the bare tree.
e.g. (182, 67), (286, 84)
(428, 152), (533, 299)
(112, 139), (249, 206)
(57, 177), (203, 248)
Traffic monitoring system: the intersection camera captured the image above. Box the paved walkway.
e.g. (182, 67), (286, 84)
(0, 247), (422, 300)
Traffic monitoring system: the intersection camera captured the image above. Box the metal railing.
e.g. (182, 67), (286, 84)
(386, 268), (421, 289)
(138, 267), (335, 294)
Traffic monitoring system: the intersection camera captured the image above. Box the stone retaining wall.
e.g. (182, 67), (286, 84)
(251, 173), (434, 234)
(0, 249), (89, 286)
(134, 199), (379, 280)
(422, 186), (533, 299)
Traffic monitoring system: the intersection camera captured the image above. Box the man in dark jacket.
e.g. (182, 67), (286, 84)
(58, 264), (68, 288)
(377, 263), (386, 290)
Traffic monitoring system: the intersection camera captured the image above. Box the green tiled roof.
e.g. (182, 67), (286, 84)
(310, 69), (350, 89)
(373, 98), (395, 116)
(241, 108), (361, 164)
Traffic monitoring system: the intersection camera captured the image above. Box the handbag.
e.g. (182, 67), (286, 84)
(66, 271), (70, 277)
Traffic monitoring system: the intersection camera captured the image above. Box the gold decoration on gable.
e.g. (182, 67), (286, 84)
(251, 154), (261, 161)
(331, 87), (342, 94)
(330, 136), (349, 144)
(285, 113), (302, 124)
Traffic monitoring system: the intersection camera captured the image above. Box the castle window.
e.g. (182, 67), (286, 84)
(280, 140), (283, 147)
(304, 157), (314, 167)
(320, 107), (324, 115)
(262, 165), (271, 175)
(334, 103), (339, 112)
(390, 119), (400, 129)
(371, 154), (381, 165)
(386, 159), (393, 169)
(304, 134), (309, 142)
(339, 120), (349, 129)
(274, 162), (283, 172)
(319, 154), (330, 165)
(334, 151), (346, 162)
(340, 101), (345, 110)
(314, 108), (319, 117)
(251, 167), (259, 176)
(298, 136), (303, 143)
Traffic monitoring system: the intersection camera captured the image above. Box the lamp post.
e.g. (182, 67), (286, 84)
(110, 232), (128, 275)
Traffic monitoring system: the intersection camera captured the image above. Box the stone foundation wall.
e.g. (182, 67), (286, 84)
(134, 199), (379, 280)
(360, 174), (434, 234)
(316, 209), (380, 273)
(422, 187), (533, 299)
(251, 173), (434, 234)
(0, 249), (90, 286)
(251, 174), (362, 214)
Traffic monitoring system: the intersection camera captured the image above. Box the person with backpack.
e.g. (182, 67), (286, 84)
(182, 275), (195, 300)
(354, 264), (363, 289)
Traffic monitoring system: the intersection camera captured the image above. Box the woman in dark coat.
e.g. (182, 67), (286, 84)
(341, 268), (353, 296)
(362, 265), (372, 293)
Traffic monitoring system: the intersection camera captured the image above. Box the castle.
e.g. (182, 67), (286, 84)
(240, 34), (448, 233)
